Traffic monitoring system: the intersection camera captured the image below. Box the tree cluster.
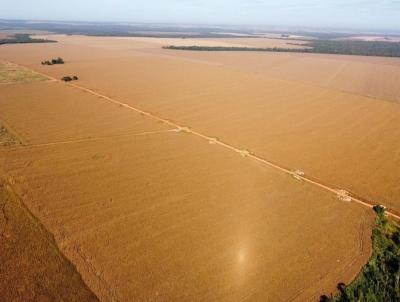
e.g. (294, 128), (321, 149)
(41, 57), (65, 66)
(61, 76), (79, 82)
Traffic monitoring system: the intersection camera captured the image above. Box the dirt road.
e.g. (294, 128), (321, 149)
(6, 59), (399, 221)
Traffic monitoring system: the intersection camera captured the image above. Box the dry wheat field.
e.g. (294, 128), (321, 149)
(1, 34), (400, 301)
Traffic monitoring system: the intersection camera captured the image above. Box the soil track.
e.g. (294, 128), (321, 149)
(28, 129), (177, 147)
(6, 59), (399, 221)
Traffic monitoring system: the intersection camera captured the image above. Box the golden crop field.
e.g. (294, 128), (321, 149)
(1, 35), (399, 301)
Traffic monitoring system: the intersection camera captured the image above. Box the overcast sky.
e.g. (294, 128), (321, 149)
(1, 0), (400, 30)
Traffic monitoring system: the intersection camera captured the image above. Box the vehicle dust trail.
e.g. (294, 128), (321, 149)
(25, 129), (177, 148)
(6, 60), (400, 221)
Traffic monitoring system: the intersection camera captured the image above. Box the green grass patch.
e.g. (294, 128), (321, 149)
(0, 125), (20, 147)
(0, 62), (47, 84)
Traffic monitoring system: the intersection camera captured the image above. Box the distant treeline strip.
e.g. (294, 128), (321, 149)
(0, 34), (56, 45)
(164, 40), (400, 58)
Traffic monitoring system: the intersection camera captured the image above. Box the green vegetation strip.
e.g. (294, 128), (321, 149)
(0, 33), (56, 45)
(321, 205), (400, 302)
(164, 40), (400, 58)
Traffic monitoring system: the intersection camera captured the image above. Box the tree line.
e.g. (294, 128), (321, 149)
(320, 205), (400, 302)
(0, 34), (56, 45)
(164, 39), (400, 58)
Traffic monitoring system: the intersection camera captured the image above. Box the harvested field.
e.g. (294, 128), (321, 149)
(0, 33), (11, 39)
(208, 38), (308, 48)
(0, 81), (171, 145)
(131, 37), (307, 49)
(345, 35), (400, 42)
(0, 130), (374, 302)
(0, 29), (51, 37)
(0, 178), (99, 302)
(0, 34), (398, 301)
(3, 36), (398, 212)
(154, 50), (400, 103)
